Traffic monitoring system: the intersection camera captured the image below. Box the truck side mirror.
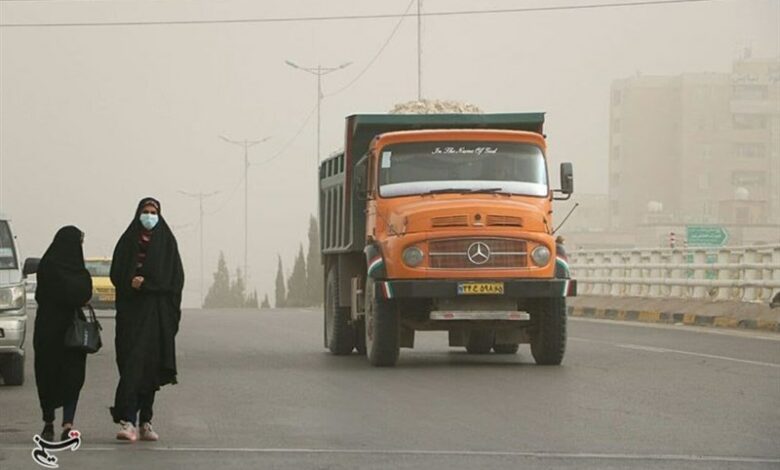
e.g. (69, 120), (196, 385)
(23, 257), (40, 277)
(554, 163), (574, 200)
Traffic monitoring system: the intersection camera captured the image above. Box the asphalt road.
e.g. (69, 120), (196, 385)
(1, 308), (779, 470)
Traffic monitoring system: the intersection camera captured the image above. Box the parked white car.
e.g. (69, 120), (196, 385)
(0, 215), (28, 385)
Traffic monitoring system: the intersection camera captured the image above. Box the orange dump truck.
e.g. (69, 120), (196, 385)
(319, 113), (576, 366)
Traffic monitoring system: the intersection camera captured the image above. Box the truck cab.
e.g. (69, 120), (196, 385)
(320, 114), (575, 367)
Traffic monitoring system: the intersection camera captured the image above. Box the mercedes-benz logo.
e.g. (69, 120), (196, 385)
(467, 242), (491, 265)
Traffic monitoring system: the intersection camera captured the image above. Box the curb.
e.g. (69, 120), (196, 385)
(567, 306), (780, 333)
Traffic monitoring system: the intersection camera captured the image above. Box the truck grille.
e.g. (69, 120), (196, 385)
(428, 238), (528, 269)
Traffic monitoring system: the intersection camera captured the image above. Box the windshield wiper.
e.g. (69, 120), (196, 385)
(421, 188), (471, 196)
(466, 187), (512, 195)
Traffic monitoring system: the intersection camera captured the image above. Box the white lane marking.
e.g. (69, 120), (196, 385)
(570, 317), (780, 342)
(571, 337), (780, 369)
(1, 446), (778, 463)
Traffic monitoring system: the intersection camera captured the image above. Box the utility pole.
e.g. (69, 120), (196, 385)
(417, 0), (423, 101)
(219, 135), (270, 285)
(284, 60), (351, 166)
(179, 190), (220, 307)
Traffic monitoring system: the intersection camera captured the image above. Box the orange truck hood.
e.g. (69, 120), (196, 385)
(382, 195), (551, 236)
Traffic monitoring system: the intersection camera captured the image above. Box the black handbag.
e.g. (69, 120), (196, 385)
(64, 304), (102, 354)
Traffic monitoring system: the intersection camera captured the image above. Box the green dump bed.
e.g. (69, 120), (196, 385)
(319, 113), (545, 254)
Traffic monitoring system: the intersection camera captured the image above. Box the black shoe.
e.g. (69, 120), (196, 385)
(60, 427), (74, 441)
(41, 423), (54, 442)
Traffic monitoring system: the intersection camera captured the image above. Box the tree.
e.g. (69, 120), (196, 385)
(204, 252), (231, 308)
(286, 244), (307, 307)
(274, 255), (286, 308)
(305, 215), (324, 306)
(230, 268), (246, 308)
(245, 289), (259, 308)
(260, 293), (271, 309)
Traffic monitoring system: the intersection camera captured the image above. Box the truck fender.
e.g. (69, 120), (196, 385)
(364, 243), (387, 279)
(555, 242), (571, 279)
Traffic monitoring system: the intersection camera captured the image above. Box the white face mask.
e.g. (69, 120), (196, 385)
(139, 213), (159, 230)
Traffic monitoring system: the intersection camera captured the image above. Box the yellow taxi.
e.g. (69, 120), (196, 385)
(85, 257), (114, 309)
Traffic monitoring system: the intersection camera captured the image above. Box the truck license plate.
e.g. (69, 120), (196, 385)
(457, 282), (504, 295)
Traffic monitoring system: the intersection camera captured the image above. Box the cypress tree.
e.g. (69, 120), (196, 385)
(260, 293), (271, 309)
(305, 215), (324, 306)
(204, 252), (231, 308)
(274, 255), (286, 308)
(286, 244), (307, 307)
(230, 268), (246, 308)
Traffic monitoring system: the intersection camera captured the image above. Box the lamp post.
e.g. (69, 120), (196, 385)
(219, 135), (270, 284)
(284, 60), (351, 165)
(178, 189), (220, 307)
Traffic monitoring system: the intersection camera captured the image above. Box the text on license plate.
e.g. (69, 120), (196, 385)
(457, 282), (505, 295)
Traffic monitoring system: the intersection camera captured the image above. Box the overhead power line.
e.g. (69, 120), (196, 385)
(325, 0), (416, 98)
(0, 0), (716, 28)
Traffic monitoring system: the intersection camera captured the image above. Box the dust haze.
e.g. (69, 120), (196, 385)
(1, 0), (777, 307)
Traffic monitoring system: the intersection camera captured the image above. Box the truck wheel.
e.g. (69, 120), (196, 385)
(529, 297), (567, 365)
(1, 353), (24, 386)
(465, 330), (494, 354)
(365, 280), (400, 367)
(325, 267), (355, 355)
(493, 343), (519, 354)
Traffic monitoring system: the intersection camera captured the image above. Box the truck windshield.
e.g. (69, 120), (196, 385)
(378, 141), (548, 198)
(0, 221), (18, 269)
(85, 260), (111, 277)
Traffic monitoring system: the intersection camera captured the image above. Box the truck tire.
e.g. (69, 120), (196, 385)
(1, 353), (24, 386)
(325, 267), (355, 355)
(492, 343), (519, 354)
(529, 297), (567, 365)
(365, 280), (400, 367)
(465, 330), (494, 354)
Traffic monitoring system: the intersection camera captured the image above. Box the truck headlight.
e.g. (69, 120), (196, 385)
(402, 246), (424, 267)
(531, 246), (551, 267)
(0, 285), (25, 311)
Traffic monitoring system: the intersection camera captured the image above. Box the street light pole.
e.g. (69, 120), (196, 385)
(285, 60), (351, 165)
(219, 135), (270, 285)
(178, 189), (220, 307)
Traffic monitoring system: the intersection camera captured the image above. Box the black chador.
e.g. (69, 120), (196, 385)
(110, 198), (184, 423)
(34, 226), (93, 421)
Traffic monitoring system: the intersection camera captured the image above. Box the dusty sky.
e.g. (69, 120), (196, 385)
(1, 0), (778, 307)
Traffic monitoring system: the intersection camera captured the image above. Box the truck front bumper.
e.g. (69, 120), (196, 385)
(374, 278), (576, 300)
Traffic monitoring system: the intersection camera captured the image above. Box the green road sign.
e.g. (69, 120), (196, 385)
(686, 225), (729, 247)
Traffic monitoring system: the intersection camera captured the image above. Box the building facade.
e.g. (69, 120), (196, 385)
(608, 57), (780, 235)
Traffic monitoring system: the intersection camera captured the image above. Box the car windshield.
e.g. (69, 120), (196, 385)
(0, 221), (18, 269)
(85, 260), (111, 277)
(378, 140), (548, 198)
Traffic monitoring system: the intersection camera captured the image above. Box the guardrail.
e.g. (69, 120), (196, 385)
(568, 244), (780, 302)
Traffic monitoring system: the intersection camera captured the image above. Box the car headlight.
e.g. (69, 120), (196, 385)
(402, 246), (424, 267)
(531, 246), (551, 267)
(0, 285), (25, 311)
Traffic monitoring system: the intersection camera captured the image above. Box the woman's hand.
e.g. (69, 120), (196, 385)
(131, 276), (145, 290)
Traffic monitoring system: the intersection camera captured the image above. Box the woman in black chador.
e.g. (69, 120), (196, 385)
(110, 197), (184, 442)
(34, 226), (93, 442)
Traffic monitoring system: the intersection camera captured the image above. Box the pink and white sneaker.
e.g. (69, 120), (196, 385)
(116, 421), (137, 442)
(139, 422), (159, 442)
